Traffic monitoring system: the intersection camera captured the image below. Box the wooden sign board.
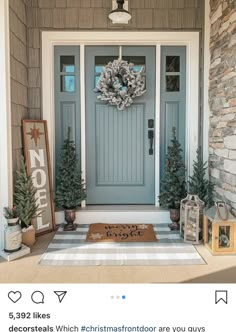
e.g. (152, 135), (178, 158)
(22, 120), (55, 235)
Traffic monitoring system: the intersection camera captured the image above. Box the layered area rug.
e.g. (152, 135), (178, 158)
(39, 224), (205, 266)
(86, 223), (157, 242)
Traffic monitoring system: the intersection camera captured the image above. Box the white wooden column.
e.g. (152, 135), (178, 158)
(155, 44), (161, 205)
(0, 0), (12, 250)
(203, 0), (211, 164)
(80, 44), (86, 207)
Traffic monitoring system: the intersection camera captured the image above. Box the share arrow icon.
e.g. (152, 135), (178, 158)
(54, 291), (67, 303)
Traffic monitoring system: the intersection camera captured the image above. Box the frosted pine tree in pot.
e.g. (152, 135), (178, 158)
(158, 128), (187, 230)
(55, 128), (86, 231)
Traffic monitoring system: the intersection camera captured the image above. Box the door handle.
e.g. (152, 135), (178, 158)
(148, 130), (154, 155)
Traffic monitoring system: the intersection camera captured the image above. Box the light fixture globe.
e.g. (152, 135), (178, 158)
(108, 0), (131, 24)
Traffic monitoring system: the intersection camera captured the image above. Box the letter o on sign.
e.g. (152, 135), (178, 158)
(32, 169), (47, 188)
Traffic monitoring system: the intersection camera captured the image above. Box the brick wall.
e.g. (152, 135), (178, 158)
(209, 0), (236, 209)
(9, 0), (28, 175)
(26, 0), (203, 120)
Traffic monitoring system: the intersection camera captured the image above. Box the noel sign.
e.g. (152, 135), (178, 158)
(22, 120), (55, 235)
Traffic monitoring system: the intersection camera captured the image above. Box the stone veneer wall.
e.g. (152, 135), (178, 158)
(209, 0), (236, 209)
(9, 0), (28, 175)
(26, 0), (203, 120)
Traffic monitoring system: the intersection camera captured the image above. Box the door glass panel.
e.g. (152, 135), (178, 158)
(133, 65), (144, 73)
(95, 56), (116, 88)
(123, 56), (145, 63)
(60, 56), (75, 72)
(166, 56), (180, 72)
(219, 226), (231, 248)
(95, 76), (101, 87)
(61, 75), (75, 92)
(166, 75), (180, 92)
(95, 65), (104, 74)
(94, 56), (146, 88)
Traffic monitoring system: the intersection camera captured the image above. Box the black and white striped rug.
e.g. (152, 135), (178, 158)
(39, 224), (205, 266)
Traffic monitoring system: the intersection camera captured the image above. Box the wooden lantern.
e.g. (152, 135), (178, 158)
(180, 194), (205, 244)
(203, 202), (236, 255)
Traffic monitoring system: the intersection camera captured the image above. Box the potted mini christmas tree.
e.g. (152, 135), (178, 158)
(14, 157), (39, 246)
(188, 147), (214, 208)
(159, 127), (187, 230)
(55, 128), (86, 231)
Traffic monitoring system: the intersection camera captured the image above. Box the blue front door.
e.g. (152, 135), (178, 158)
(85, 46), (156, 204)
(54, 45), (187, 205)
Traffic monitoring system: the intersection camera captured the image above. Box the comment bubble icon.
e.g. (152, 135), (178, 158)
(31, 291), (44, 304)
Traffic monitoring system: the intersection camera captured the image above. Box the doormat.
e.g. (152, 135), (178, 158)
(39, 224), (206, 266)
(86, 223), (157, 242)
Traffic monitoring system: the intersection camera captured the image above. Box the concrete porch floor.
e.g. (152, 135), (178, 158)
(0, 230), (236, 283)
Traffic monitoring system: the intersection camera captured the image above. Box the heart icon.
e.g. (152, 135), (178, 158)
(8, 291), (22, 303)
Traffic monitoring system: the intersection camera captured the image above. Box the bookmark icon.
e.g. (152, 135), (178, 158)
(215, 290), (228, 304)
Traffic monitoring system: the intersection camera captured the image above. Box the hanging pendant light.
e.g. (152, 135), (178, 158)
(108, 0), (131, 24)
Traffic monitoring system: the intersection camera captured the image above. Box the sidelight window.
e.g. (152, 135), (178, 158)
(60, 55), (76, 92)
(165, 55), (180, 92)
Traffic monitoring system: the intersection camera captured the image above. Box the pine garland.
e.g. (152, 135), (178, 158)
(188, 148), (214, 207)
(159, 128), (186, 209)
(94, 59), (146, 111)
(55, 128), (86, 209)
(14, 158), (39, 229)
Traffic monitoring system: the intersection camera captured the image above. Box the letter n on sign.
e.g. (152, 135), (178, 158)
(22, 120), (55, 235)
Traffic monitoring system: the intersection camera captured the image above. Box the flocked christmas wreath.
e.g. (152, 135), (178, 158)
(94, 59), (146, 111)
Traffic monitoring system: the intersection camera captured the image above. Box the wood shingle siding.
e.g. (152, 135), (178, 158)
(26, 0), (203, 30)
(9, 0), (28, 176)
(8, 0), (203, 180)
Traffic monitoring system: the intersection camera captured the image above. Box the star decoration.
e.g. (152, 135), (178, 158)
(26, 124), (44, 146)
(137, 224), (149, 230)
(90, 233), (103, 240)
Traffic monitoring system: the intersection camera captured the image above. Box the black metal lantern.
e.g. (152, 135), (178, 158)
(108, 0), (131, 24)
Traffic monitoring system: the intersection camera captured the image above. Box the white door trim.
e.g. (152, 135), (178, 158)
(0, 0), (12, 249)
(42, 31), (199, 206)
(203, 0), (211, 164)
(155, 44), (161, 201)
